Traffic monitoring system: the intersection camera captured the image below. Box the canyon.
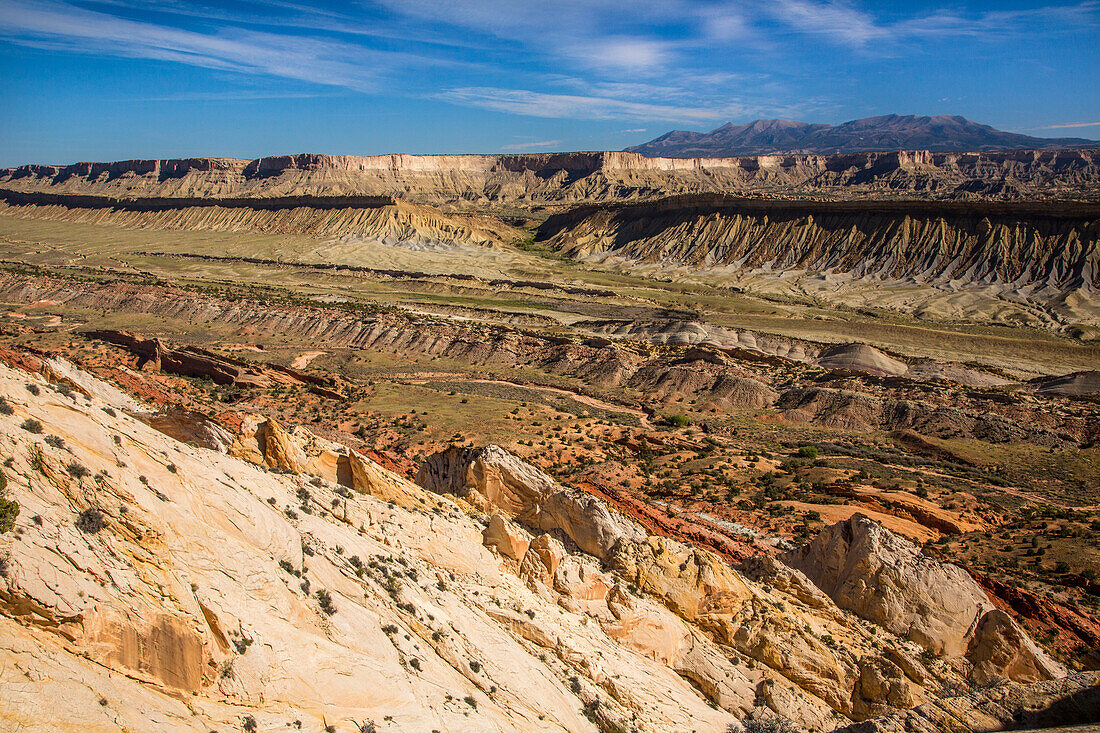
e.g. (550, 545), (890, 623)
(0, 147), (1098, 733)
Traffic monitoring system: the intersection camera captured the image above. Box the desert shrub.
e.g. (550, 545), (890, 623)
(20, 419), (42, 434)
(25, 383), (39, 396)
(75, 507), (106, 533)
(315, 588), (337, 615)
(797, 446), (818, 460)
(0, 396), (12, 416)
(242, 716), (257, 732)
(0, 471), (18, 534)
(44, 435), (65, 449)
(739, 718), (802, 733)
(66, 461), (90, 479)
(230, 632), (253, 655)
(665, 414), (691, 428)
(166, 463), (177, 474)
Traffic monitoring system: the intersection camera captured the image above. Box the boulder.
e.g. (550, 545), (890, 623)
(780, 513), (990, 658)
(417, 444), (643, 559)
(968, 609), (1066, 685)
(782, 514), (1067, 685)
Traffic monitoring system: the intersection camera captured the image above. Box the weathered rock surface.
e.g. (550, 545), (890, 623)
(835, 672), (1100, 733)
(5, 148), (1099, 205)
(538, 196), (1100, 299)
(423, 445), (1062, 725)
(0, 356), (1074, 731)
(1030, 370), (1100, 397)
(0, 361), (736, 732)
(141, 405), (235, 452)
(779, 513), (1066, 684)
(816, 344), (908, 378)
(416, 444), (645, 559)
(41, 355), (152, 414)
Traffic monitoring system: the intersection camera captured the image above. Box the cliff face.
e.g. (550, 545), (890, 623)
(4, 148), (1099, 205)
(537, 196), (1100, 294)
(0, 195), (520, 248)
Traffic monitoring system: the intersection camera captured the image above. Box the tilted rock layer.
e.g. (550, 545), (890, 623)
(0, 357), (1073, 731)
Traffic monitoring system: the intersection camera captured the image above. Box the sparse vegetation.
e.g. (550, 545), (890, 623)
(315, 588), (337, 614)
(0, 470), (19, 533)
(75, 507), (106, 534)
(66, 461), (91, 479)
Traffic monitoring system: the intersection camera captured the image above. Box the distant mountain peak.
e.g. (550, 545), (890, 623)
(626, 114), (1098, 157)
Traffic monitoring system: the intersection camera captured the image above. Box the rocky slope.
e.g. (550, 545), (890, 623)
(0, 360), (734, 732)
(628, 115), (1098, 157)
(0, 355), (1074, 731)
(0, 194), (518, 248)
(779, 514), (1065, 682)
(3, 148), (1099, 207)
(835, 672), (1099, 733)
(537, 196), (1100, 297)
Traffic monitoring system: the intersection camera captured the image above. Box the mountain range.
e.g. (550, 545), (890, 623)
(626, 114), (1099, 157)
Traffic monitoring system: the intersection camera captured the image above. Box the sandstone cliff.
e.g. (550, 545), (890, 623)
(4, 148), (1099, 204)
(537, 196), (1100, 296)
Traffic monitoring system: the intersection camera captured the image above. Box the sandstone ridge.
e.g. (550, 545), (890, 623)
(4, 147), (1099, 204)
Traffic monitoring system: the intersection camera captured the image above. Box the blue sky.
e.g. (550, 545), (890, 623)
(0, 0), (1098, 165)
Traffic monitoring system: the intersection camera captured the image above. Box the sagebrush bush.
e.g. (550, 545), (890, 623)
(75, 507), (106, 534)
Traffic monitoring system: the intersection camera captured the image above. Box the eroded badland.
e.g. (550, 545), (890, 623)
(0, 150), (1098, 732)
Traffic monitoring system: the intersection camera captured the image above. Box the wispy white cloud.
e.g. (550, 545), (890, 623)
(437, 87), (743, 122)
(0, 0), (443, 91)
(499, 139), (563, 150)
(1029, 121), (1100, 129)
(764, 0), (1100, 48)
(0, 0), (1095, 131)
